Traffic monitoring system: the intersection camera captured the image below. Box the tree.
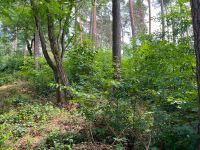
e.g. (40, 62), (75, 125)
(30, 0), (74, 103)
(34, 28), (39, 69)
(129, 0), (136, 36)
(148, 0), (151, 34)
(190, 0), (200, 148)
(90, 0), (97, 44)
(137, 0), (145, 33)
(112, 0), (121, 80)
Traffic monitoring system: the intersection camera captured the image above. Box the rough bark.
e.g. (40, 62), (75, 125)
(112, 0), (121, 80)
(30, 0), (56, 72)
(129, 0), (136, 37)
(148, 0), (151, 34)
(31, 0), (72, 103)
(190, 0), (200, 149)
(46, 5), (71, 102)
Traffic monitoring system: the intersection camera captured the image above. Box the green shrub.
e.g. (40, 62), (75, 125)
(0, 55), (24, 73)
(20, 57), (54, 95)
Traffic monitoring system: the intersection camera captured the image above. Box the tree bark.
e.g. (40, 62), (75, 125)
(160, 0), (165, 40)
(129, 0), (136, 37)
(90, 0), (97, 44)
(138, 0), (145, 33)
(148, 0), (151, 34)
(46, 4), (71, 102)
(112, 0), (121, 81)
(30, 0), (72, 103)
(34, 28), (40, 69)
(79, 17), (83, 47)
(190, 0), (200, 149)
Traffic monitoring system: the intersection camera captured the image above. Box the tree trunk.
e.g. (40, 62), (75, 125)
(112, 0), (121, 81)
(79, 17), (83, 47)
(26, 39), (34, 56)
(160, 0), (165, 40)
(90, 0), (97, 44)
(47, 7), (72, 102)
(13, 28), (18, 53)
(34, 28), (40, 69)
(129, 0), (136, 37)
(138, 0), (145, 33)
(30, 0), (71, 104)
(148, 0), (151, 34)
(190, 0), (200, 149)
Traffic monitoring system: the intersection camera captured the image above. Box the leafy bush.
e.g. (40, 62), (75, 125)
(37, 132), (85, 150)
(0, 55), (24, 73)
(20, 57), (54, 95)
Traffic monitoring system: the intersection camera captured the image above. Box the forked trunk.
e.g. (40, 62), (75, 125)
(31, 0), (72, 104)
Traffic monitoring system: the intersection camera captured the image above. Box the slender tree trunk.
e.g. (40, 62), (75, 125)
(13, 28), (18, 53)
(161, 0), (165, 40)
(129, 0), (136, 36)
(112, 0), (121, 81)
(190, 0), (200, 149)
(169, 5), (176, 43)
(79, 17), (83, 47)
(148, 0), (151, 34)
(165, 6), (170, 42)
(138, 0), (145, 33)
(34, 29), (40, 69)
(90, 0), (97, 44)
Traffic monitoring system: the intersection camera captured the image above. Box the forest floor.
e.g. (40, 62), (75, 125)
(0, 81), (113, 150)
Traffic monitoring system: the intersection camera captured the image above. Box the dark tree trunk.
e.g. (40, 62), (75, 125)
(190, 0), (200, 149)
(26, 38), (34, 56)
(112, 0), (121, 81)
(129, 0), (136, 37)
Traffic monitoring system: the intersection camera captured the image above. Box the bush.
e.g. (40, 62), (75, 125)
(20, 57), (54, 95)
(0, 55), (24, 73)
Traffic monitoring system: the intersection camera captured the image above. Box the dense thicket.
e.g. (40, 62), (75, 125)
(0, 0), (199, 149)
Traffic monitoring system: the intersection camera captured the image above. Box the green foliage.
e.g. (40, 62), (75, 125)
(0, 55), (24, 73)
(0, 96), (61, 148)
(66, 41), (96, 84)
(37, 132), (84, 150)
(68, 37), (198, 149)
(20, 57), (54, 95)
